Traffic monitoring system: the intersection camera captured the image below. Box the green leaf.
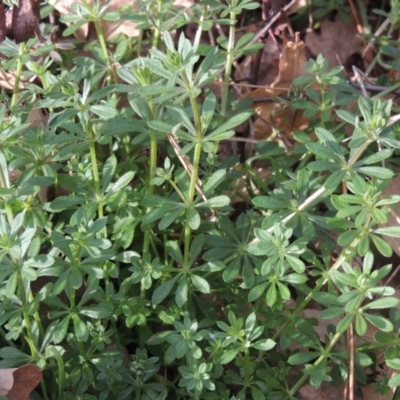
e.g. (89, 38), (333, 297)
(288, 351), (320, 365)
(248, 282), (268, 302)
(363, 313), (393, 332)
(109, 171), (135, 193)
(336, 313), (354, 333)
(53, 316), (70, 344)
(188, 207), (201, 230)
(148, 330), (174, 345)
(320, 307), (344, 319)
(355, 166), (394, 179)
(200, 195), (230, 208)
(191, 274), (210, 293)
(355, 149), (393, 165)
(355, 313), (367, 335)
(310, 361), (327, 389)
(371, 234), (393, 257)
(175, 278), (188, 307)
(79, 306), (110, 318)
(253, 338), (276, 351)
(362, 297), (399, 310)
(50, 196), (86, 211)
(336, 109), (356, 125)
(152, 274), (180, 305)
(89, 105), (118, 119)
(388, 374), (400, 388)
(206, 110), (253, 139)
(286, 255), (306, 273)
(387, 359), (400, 370)
(245, 312), (256, 334)
(220, 348), (240, 364)
(374, 226), (400, 238)
(73, 316), (89, 342)
(166, 241), (184, 265)
(266, 283), (277, 307)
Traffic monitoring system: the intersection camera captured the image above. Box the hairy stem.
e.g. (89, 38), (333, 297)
(221, 0), (237, 115)
(11, 42), (25, 113)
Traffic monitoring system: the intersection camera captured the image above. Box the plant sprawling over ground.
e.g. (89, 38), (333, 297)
(1, 0), (400, 399)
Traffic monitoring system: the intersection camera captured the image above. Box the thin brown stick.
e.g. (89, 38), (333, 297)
(348, 0), (363, 34)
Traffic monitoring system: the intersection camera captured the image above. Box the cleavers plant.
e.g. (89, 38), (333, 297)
(1, 0), (400, 399)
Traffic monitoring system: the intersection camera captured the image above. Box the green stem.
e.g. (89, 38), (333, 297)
(17, 272), (39, 361)
(0, 157), (14, 225)
(320, 82), (326, 127)
(93, 19), (113, 84)
(183, 142), (202, 268)
(87, 121), (103, 219)
(141, 131), (157, 297)
(194, 5), (208, 46)
(221, 0), (237, 115)
(244, 348), (251, 388)
(47, 346), (65, 400)
(40, 380), (49, 400)
(11, 42), (25, 113)
(152, 0), (164, 49)
(183, 79), (202, 269)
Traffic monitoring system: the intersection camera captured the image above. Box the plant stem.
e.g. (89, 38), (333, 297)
(152, 0), (164, 49)
(221, 0), (237, 116)
(93, 19), (113, 85)
(87, 121), (103, 219)
(0, 154), (14, 225)
(11, 42), (25, 113)
(47, 346), (66, 400)
(183, 78), (202, 269)
(194, 5), (208, 46)
(141, 130), (157, 297)
(17, 271), (39, 361)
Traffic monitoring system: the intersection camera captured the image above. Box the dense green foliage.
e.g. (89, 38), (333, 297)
(1, 0), (400, 399)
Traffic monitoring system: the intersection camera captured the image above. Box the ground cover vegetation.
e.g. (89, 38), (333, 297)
(1, 0), (400, 398)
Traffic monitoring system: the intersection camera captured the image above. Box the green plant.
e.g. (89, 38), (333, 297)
(1, 0), (400, 399)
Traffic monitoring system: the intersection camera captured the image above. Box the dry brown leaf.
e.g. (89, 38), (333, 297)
(243, 33), (309, 141)
(305, 17), (364, 68)
(12, 0), (40, 43)
(298, 384), (327, 400)
(0, 69), (31, 91)
(235, 35), (280, 87)
(0, 364), (42, 400)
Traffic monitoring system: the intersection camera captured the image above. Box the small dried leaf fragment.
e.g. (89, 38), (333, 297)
(298, 385), (327, 400)
(243, 34), (309, 140)
(12, 0), (40, 43)
(0, 364), (42, 400)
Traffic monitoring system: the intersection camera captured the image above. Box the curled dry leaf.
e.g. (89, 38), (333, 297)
(0, 364), (42, 400)
(242, 33), (309, 141)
